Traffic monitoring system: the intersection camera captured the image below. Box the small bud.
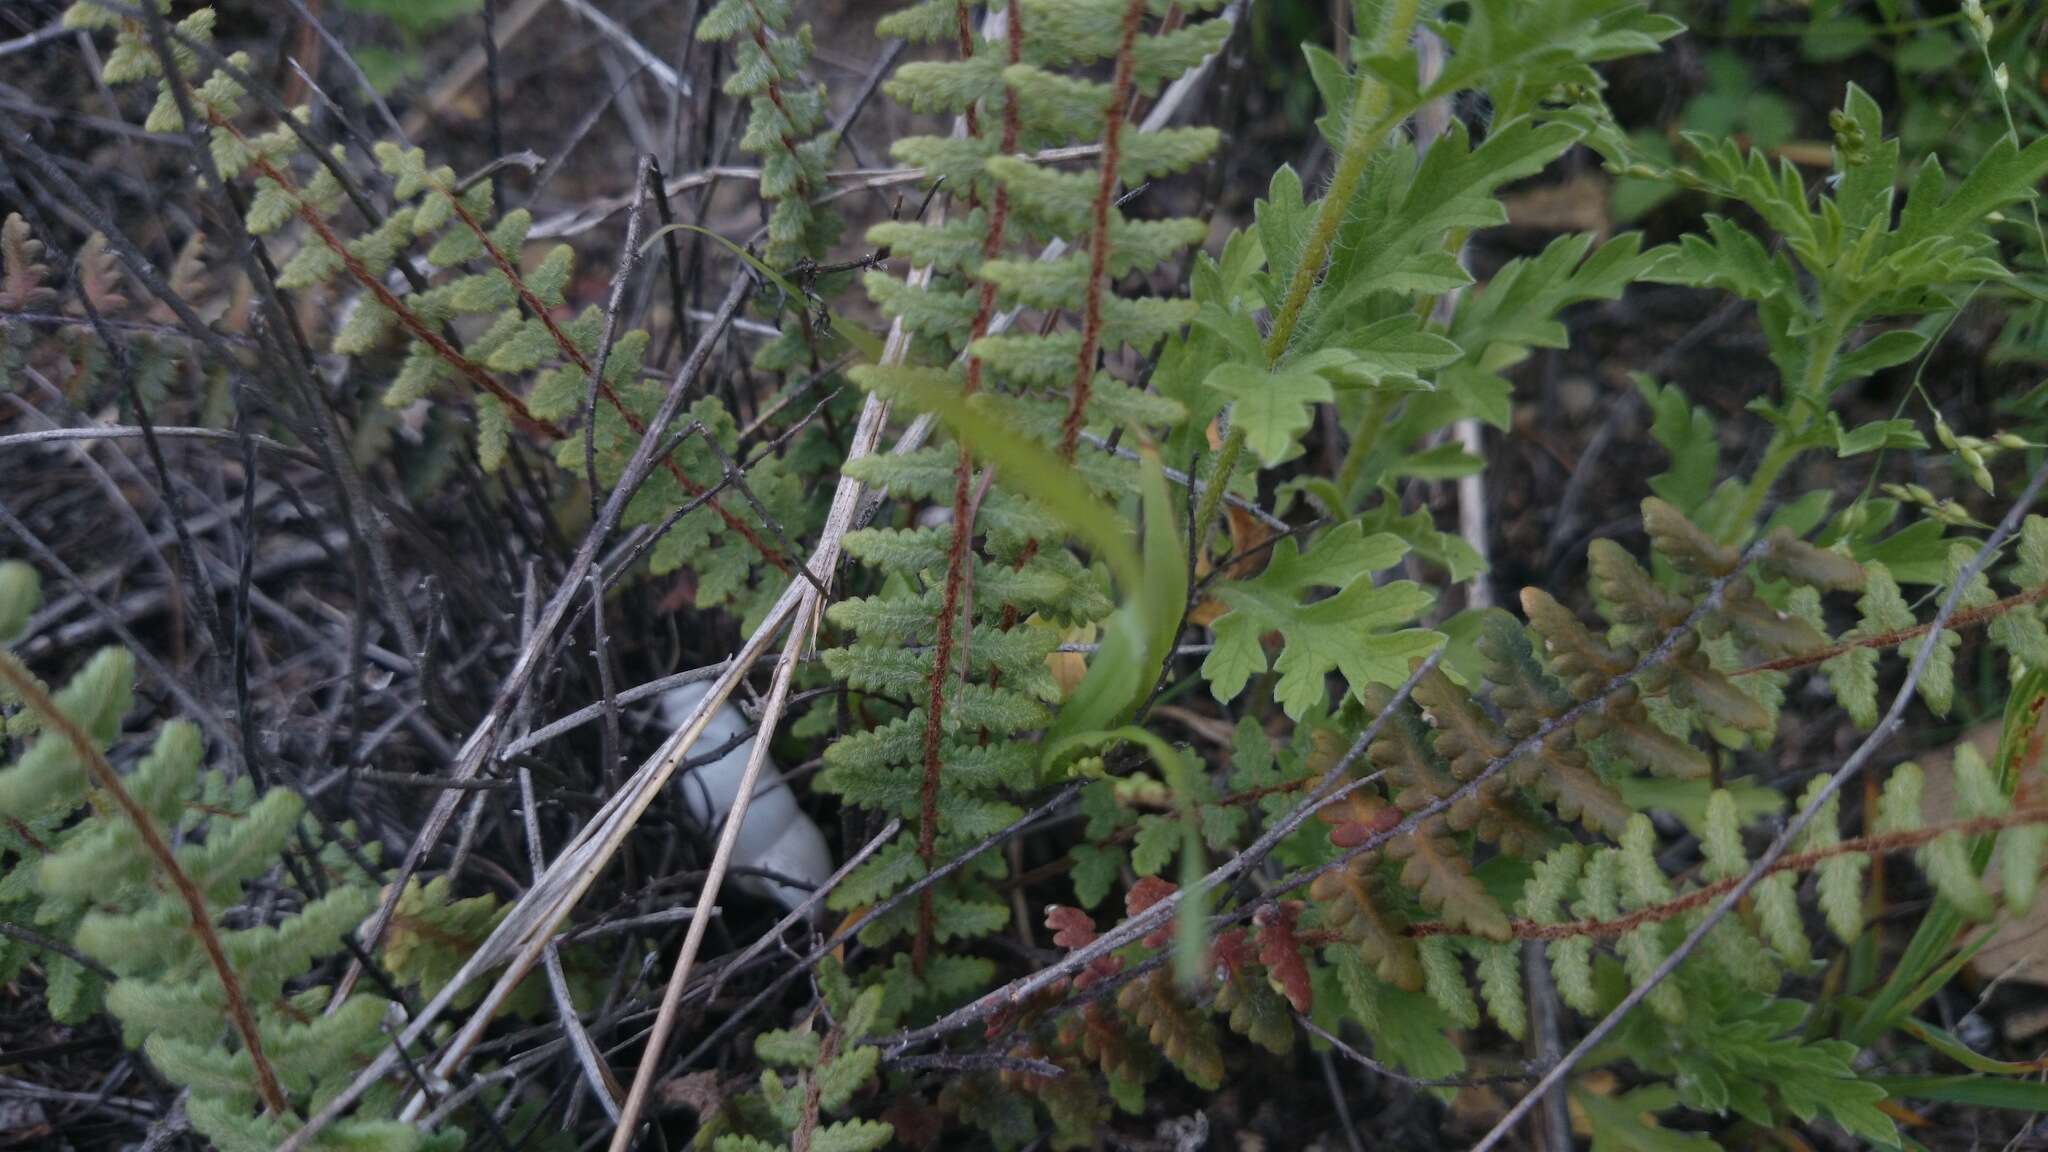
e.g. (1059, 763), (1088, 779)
(1829, 108), (1870, 166)
(0, 561), (39, 645)
(1934, 410), (1961, 453)
(1962, 447), (1996, 494)
(1996, 432), (2031, 450)
(1996, 64), (2011, 94)
(1964, 0), (1994, 43)
(1934, 500), (1977, 527)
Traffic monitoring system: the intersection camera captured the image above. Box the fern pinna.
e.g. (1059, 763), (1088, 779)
(696, 0), (838, 273)
(815, 0), (1232, 976)
(0, 561), (460, 1152)
(695, 0), (861, 390)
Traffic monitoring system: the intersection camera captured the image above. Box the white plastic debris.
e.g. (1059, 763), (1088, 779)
(659, 680), (833, 914)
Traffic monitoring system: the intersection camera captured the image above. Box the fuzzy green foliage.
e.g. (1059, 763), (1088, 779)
(1155, 0), (1677, 528)
(1608, 80), (2048, 543)
(1200, 523), (1438, 718)
(696, 965), (894, 1152)
(0, 565), (453, 1152)
(60, 4), (826, 622)
(816, 0), (1232, 982)
(696, 0), (840, 271)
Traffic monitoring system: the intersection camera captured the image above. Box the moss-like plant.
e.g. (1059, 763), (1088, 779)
(0, 561), (453, 1152)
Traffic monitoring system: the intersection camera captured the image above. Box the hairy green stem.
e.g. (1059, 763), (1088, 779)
(1729, 312), (1848, 536)
(1201, 0), (1421, 543)
(1261, 0), (1422, 365)
(1335, 390), (1395, 506)
(1731, 437), (1799, 536)
(1191, 422), (1245, 567)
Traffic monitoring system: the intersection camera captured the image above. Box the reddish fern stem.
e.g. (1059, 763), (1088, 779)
(1732, 581), (2048, 679)
(432, 184), (795, 575)
(739, 5), (823, 211)
(220, 123), (559, 440)
(0, 656), (292, 1116)
(2012, 692), (2048, 799)
(953, 1), (983, 139)
(5, 815), (50, 854)
(789, 1025), (839, 1152)
(1058, 0), (1147, 461)
(914, 450), (977, 974)
(961, 0), (1024, 400)
(913, 0), (1023, 974)
(744, 11), (831, 372)
(1397, 806), (2048, 941)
